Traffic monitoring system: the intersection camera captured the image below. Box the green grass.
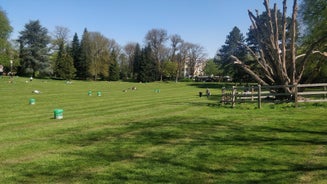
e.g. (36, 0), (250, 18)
(0, 76), (326, 183)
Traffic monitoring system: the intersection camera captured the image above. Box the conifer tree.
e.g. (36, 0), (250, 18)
(71, 33), (81, 79)
(18, 20), (51, 77)
(133, 43), (142, 80)
(108, 50), (120, 81)
(56, 43), (76, 80)
(138, 45), (157, 82)
(79, 28), (91, 79)
(218, 26), (248, 81)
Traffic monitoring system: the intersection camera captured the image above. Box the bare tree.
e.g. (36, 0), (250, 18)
(187, 43), (206, 77)
(177, 41), (192, 79)
(52, 26), (70, 49)
(145, 28), (169, 80)
(168, 34), (185, 82)
(124, 42), (137, 78)
(169, 34), (183, 61)
(231, 0), (327, 94)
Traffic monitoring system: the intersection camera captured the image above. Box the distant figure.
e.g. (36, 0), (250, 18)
(30, 76), (33, 81)
(199, 92), (203, 97)
(206, 88), (211, 98)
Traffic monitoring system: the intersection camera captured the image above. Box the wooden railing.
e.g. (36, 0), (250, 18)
(221, 83), (327, 108)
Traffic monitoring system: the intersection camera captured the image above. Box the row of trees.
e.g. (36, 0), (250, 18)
(0, 0), (325, 85)
(208, 0), (326, 85)
(0, 9), (207, 82)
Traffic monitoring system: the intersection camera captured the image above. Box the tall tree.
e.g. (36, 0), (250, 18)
(169, 34), (184, 82)
(299, 0), (327, 42)
(145, 28), (168, 81)
(55, 42), (76, 80)
(79, 28), (91, 79)
(0, 8), (13, 69)
(176, 41), (192, 79)
(51, 26), (71, 78)
(124, 42), (137, 78)
(133, 43), (142, 80)
(118, 53), (129, 80)
(71, 33), (81, 79)
(169, 34), (183, 62)
(218, 26), (248, 81)
(187, 43), (206, 77)
(108, 49), (120, 81)
(299, 0), (327, 83)
(52, 26), (70, 49)
(18, 20), (51, 77)
(88, 32), (110, 80)
(138, 45), (157, 82)
(231, 0), (327, 95)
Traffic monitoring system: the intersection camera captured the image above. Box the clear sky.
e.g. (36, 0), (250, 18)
(0, 0), (293, 58)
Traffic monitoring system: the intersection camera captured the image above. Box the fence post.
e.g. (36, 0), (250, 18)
(251, 86), (254, 101)
(232, 86), (236, 108)
(294, 83), (298, 108)
(257, 84), (261, 109)
(324, 86), (326, 99)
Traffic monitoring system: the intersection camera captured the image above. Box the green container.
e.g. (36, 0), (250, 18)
(97, 91), (102, 96)
(88, 90), (92, 96)
(54, 109), (64, 119)
(29, 98), (35, 105)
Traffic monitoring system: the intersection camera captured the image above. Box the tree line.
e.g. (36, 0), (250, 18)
(0, 13), (207, 82)
(0, 0), (326, 85)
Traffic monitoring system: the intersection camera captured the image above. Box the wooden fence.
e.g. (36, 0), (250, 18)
(221, 83), (327, 108)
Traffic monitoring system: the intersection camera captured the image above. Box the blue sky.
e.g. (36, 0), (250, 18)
(1, 0), (293, 58)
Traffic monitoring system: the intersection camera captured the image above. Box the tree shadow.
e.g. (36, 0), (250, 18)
(11, 116), (327, 183)
(188, 82), (236, 90)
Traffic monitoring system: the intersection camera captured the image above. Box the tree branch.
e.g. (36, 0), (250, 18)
(231, 55), (269, 85)
(237, 41), (275, 83)
(297, 35), (327, 82)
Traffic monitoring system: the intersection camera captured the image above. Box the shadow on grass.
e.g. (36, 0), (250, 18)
(10, 116), (327, 183)
(188, 82), (237, 90)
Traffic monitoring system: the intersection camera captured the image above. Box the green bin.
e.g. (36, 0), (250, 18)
(54, 109), (64, 119)
(29, 98), (35, 105)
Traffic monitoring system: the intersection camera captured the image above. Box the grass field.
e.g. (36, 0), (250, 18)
(0, 76), (326, 183)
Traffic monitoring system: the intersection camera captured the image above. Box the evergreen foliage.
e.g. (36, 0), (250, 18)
(79, 28), (91, 80)
(133, 43), (142, 80)
(55, 42), (76, 80)
(217, 26), (249, 82)
(71, 33), (82, 79)
(18, 20), (51, 77)
(138, 45), (157, 82)
(108, 50), (120, 81)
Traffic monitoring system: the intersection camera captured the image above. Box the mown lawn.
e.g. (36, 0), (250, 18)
(0, 77), (326, 183)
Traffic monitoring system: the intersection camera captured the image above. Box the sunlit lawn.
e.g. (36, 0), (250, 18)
(0, 76), (326, 183)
